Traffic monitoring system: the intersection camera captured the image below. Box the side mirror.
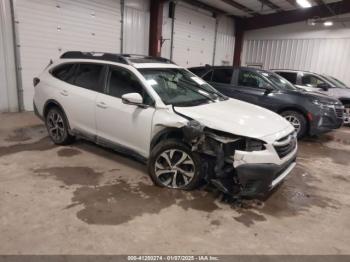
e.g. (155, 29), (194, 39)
(121, 93), (144, 106)
(264, 85), (274, 94)
(317, 83), (329, 91)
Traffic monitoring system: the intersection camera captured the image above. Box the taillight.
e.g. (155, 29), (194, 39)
(33, 77), (40, 87)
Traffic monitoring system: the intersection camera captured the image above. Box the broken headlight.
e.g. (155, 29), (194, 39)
(202, 128), (266, 155)
(245, 138), (265, 152)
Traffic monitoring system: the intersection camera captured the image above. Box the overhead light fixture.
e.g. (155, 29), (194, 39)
(324, 21), (334, 27)
(297, 0), (312, 8)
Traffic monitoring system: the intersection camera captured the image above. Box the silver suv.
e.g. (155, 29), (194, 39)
(273, 70), (350, 125)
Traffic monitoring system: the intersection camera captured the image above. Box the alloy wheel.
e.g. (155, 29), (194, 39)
(284, 115), (301, 134)
(154, 149), (195, 189)
(47, 111), (65, 142)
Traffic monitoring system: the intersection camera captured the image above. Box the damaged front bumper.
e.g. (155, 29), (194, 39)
(181, 120), (298, 198)
(235, 155), (297, 197)
(233, 138), (298, 197)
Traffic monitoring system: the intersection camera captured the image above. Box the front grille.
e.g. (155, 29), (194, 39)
(335, 106), (344, 119)
(274, 133), (297, 159)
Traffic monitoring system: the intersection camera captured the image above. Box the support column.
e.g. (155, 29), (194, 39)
(149, 0), (164, 57)
(233, 19), (244, 67)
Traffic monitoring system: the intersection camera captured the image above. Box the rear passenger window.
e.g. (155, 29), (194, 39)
(52, 64), (76, 83)
(107, 67), (152, 105)
(74, 64), (104, 92)
(277, 72), (297, 84)
(301, 74), (326, 87)
(212, 69), (233, 84)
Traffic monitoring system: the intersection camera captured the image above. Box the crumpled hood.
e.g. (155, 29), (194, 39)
(175, 99), (294, 140)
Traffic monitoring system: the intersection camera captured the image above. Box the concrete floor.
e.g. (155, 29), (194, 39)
(0, 112), (350, 255)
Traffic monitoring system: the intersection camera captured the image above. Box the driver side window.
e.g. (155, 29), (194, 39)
(212, 69), (233, 84)
(238, 70), (269, 89)
(301, 74), (326, 88)
(107, 67), (152, 105)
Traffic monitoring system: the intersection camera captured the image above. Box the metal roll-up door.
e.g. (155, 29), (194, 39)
(172, 3), (216, 67)
(123, 0), (150, 55)
(13, 0), (122, 110)
(0, 0), (18, 112)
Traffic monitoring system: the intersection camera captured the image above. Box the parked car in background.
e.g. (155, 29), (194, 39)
(189, 66), (344, 138)
(273, 70), (350, 125)
(33, 52), (297, 197)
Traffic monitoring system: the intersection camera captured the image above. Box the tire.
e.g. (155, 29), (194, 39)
(148, 139), (203, 190)
(344, 104), (350, 125)
(281, 110), (307, 139)
(45, 107), (74, 145)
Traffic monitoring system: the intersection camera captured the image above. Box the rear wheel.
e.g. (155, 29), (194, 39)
(148, 139), (203, 190)
(344, 104), (350, 125)
(281, 110), (307, 139)
(45, 107), (74, 145)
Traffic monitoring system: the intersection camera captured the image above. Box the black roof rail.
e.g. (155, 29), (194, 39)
(60, 51), (175, 65)
(60, 51), (130, 65)
(120, 54), (175, 64)
(270, 69), (310, 73)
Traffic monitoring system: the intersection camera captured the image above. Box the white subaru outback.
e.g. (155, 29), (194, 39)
(33, 52), (297, 197)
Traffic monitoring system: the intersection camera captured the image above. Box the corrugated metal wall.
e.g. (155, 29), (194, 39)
(13, 0), (122, 110)
(123, 0), (150, 55)
(242, 21), (350, 86)
(214, 15), (235, 66)
(0, 0), (18, 112)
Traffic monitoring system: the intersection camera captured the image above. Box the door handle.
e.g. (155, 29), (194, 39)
(60, 90), (68, 96)
(97, 101), (108, 109)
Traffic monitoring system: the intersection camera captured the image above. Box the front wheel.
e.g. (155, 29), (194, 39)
(281, 110), (307, 139)
(148, 139), (203, 190)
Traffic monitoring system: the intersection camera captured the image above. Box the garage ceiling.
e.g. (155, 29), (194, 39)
(196, 0), (343, 17)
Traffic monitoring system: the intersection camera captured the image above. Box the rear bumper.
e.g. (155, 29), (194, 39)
(33, 101), (44, 121)
(236, 154), (297, 197)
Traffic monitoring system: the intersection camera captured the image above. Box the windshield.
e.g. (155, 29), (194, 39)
(323, 75), (348, 88)
(260, 71), (298, 91)
(139, 68), (226, 106)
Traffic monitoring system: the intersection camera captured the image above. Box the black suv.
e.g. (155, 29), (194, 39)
(189, 66), (344, 138)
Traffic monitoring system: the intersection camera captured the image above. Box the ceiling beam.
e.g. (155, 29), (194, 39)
(257, 0), (282, 11)
(313, 0), (325, 5)
(242, 0), (350, 30)
(221, 0), (257, 15)
(181, 0), (225, 15)
(285, 0), (298, 7)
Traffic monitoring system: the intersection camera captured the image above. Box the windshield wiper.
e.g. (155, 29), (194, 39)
(184, 78), (227, 99)
(159, 75), (216, 102)
(172, 99), (210, 107)
(180, 78), (228, 101)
